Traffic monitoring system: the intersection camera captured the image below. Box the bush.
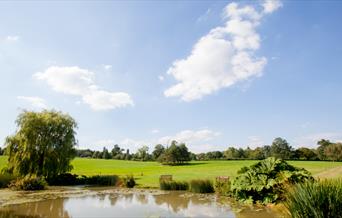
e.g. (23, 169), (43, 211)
(0, 173), (17, 188)
(160, 180), (189, 191)
(47, 173), (80, 186)
(190, 179), (214, 193)
(214, 177), (231, 196)
(123, 175), (136, 188)
(85, 175), (119, 186)
(9, 176), (47, 190)
(231, 157), (314, 204)
(285, 179), (342, 218)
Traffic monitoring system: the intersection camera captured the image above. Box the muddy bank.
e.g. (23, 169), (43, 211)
(0, 187), (171, 207)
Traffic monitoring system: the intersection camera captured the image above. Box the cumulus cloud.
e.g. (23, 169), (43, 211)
(164, 0), (281, 101)
(103, 65), (112, 70)
(34, 66), (133, 111)
(17, 96), (47, 109)
(94, 129), (221, 153)
(295, 132), (342, 148)
(158, 129), (220, 145)
(5, 35), (20, 42)
(262, 0), (283, 14)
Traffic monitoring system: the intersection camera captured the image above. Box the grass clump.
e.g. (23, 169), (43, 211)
(190, 179), (214, 193)
(85, 175), (119, 186)
(9, 175), (47, 190)
(214, 177), (231, 196)
(159, 180), (189, 190)
(122, 175), (136, 188)
(285, 179), (342, 218)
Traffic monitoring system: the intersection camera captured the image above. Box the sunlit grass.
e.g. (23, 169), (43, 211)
(1, 156), (342, 188)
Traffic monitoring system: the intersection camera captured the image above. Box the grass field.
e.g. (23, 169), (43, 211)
(1, 156), (342, 188)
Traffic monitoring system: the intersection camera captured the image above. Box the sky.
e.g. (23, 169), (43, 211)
(1, 0), (342, 153)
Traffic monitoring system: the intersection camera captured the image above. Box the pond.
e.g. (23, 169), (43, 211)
(0, 188), (286, 218)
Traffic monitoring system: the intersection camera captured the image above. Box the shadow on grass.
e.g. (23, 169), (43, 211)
(161, 162), (208, 167)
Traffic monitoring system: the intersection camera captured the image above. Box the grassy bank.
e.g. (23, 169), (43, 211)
(1, 156), (342, 188)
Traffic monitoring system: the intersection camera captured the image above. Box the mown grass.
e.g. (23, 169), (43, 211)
(1, 156), (342, 188)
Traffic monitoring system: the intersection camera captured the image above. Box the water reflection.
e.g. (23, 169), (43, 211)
(0, 191), (285, 218)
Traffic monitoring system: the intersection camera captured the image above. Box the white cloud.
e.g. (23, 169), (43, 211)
(158, 75), (164, 81)
(158, 129), (220, 145)
(295, 132), (342, 148)
(93, 129), (221, 153)
(262, 0), (283, 14)
(164, 0), (281, 101)
(246, 136), (264, 148)
(5, 35), (19, 42)
(151, 129), (160, 134)
(17, 96), (47, 109)
(197, 8), (211, 23)
(34, 66), (133, 111)
(103, 65), (112, 70)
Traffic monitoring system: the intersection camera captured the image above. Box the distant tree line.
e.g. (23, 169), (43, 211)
(71, 137), (342, 162)
(3, 136), (341, 163)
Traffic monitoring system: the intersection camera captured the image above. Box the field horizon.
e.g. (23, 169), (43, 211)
(1, 156), (342, 188)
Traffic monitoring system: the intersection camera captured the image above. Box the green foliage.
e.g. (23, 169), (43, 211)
(285, 179), (342, 218)
(214, 178), (231, 196)
(270, 137), (293, 160)
(190, 179), (214, 193)
(158, 141), (191, 165)
(231, 157), (313, 204)
(152, 144), (165, 160)
(46, 173), (80, 186)
(5, 110), (77, 178)
(0, 173), (17, 188)
(159, 180), (189, 190)
(9, 175), (47, 190)
(122, 175), (136, 188)
(84, 175), (119, 186)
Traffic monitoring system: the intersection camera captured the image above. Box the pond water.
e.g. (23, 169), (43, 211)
(0, 189), (285, 218)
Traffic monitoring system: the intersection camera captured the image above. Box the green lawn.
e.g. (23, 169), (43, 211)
(1, 156), (342, 188)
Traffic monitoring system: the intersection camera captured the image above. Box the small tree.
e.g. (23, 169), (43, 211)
(270, 137), (293, 160)
(5, 110), (77, 179)
(152, 144), (165, 160)
(158, 141), (190, 165)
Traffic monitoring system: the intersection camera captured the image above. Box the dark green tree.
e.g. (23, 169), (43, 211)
(270, 137), (293, 159)
(5, 110), (77, 178)
(152, 144), (165, 160)
(102, 147), (111, 159)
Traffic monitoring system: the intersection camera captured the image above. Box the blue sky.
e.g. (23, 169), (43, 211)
(1, 0), (342, 153)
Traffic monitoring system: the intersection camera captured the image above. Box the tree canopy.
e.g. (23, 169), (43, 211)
(158, 141), (190, 165)
(4, 110), (77, 178)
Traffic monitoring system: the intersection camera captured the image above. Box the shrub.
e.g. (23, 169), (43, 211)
(47, 173), (80, 186)
(214, 177), (231, 196)
(9, 176), (47, 190)
(285, 179), (342, 218)
(0, 173), (17, 188)
(123, 175), (136, 188)
(190, 179), (214, 193)
(85, 175), (119, 186)
(160, 180), (189, 191)
(231, 157), (314, 204)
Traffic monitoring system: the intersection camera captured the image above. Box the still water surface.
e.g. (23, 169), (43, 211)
(0, 190), (285, 218)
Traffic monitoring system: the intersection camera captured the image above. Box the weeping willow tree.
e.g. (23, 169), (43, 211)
(4, 110), (77, 179)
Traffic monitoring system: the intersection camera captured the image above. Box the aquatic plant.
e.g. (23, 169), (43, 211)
(285, 179), (342, 218)
(159, 180), (189, 190)
(123, 175), (136, 188)
(231, 157), (313, 204)
(190, 179), (214, 193)
(214, 177), (231, 196)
